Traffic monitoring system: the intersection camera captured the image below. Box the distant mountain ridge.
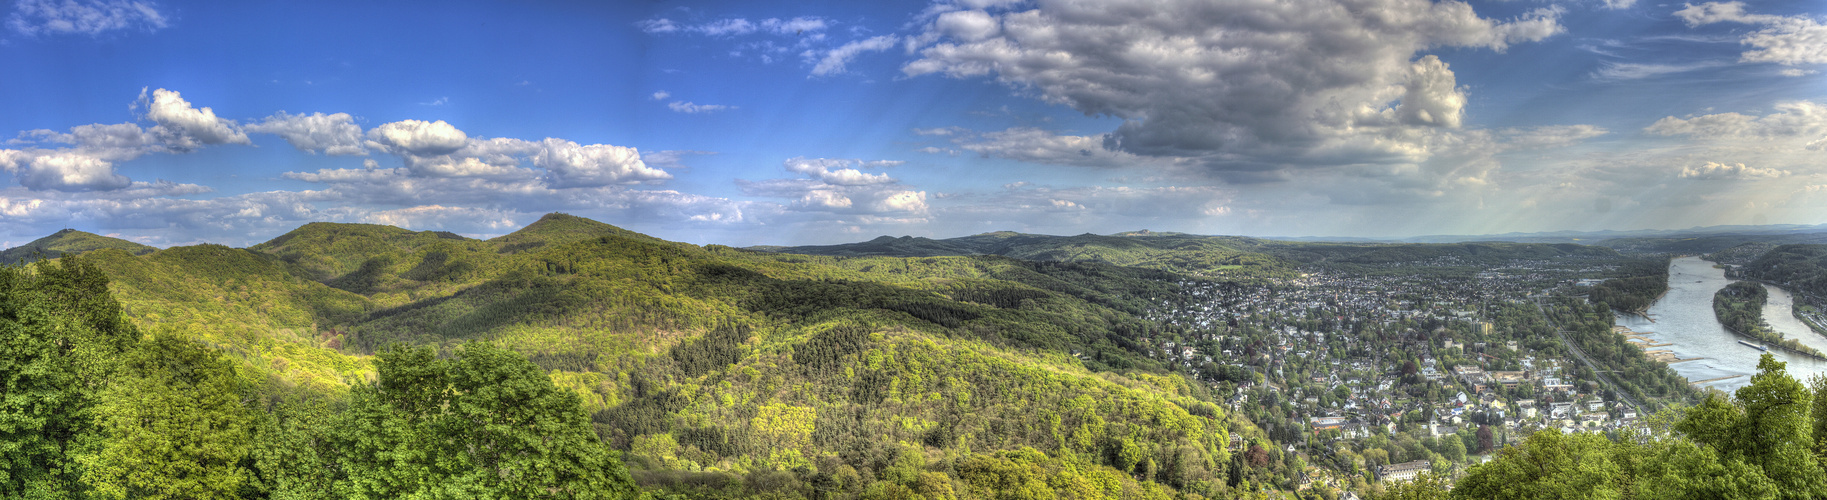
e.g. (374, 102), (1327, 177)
(0, 228), (155, 264)
(753, 229), (1622, 277)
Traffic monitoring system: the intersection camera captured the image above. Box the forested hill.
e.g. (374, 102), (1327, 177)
(755, 231), (1622, 278)
(753, 231), (1293, 278)
(5, 212), (1271, 498)
(1742, 244), (1827, 297)
(0, 228), (155, 264)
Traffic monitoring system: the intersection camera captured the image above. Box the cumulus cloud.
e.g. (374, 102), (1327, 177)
(1679, 161), (1790, 180)
(1396, 57), (1466, 129)
(1677, 2), (1827, 66)
(11, 152), (130, 191)
(6, 0), (167, 36)
(736, 157), (927, 216)
(808, 35), (897, 76)
(138, 88), (251, 151)
(246, 112), (366, 155)
(533, 138), (671, 187)
(365, 119), (468, 156)
(901, 0), (1563, 172)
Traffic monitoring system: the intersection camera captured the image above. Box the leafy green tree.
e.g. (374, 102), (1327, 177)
(1678, 354), (1827, 500)
(1373, 472), (1450, 500)
(75, 330), (257, 500)
(1452, 429), (1620, 499)
(0, 255), (140, 499)
(336, 342), (639, 499)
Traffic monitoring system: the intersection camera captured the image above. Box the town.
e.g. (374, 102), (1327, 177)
(1132, 255), (1681, 493)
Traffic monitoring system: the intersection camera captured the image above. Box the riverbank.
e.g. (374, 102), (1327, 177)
(1714, 281), (1827, 359)
(1615, 256), (1827, 393)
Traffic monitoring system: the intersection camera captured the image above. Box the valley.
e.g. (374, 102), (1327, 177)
(9, 214), (1827, 499)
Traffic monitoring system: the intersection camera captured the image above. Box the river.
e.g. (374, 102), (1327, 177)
(1613, 256), (1827, 392)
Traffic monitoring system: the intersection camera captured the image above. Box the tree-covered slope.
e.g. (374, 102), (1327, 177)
(0, 228), (155, 264)
(36, 213), (1268, 498)
(1743, 244), (1827, 297)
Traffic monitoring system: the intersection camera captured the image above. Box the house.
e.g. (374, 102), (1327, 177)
(1489, 371), (1528, 388)
(1453, 365), (1488, 386)
(1550, 402), (1574, 419)
(1379, 460), (1432, 482)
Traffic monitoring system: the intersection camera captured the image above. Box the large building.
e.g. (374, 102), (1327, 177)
(1378, 460), (1432, 482)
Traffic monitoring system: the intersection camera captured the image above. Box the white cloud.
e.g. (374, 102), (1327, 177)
(636, 18), (679, 33)
(639, 16), (829, 37)
(1500, 125), (1609, 149)
(1675, 2), (1782, 26)
(933, 9), (998, 42)
(783, 157), (897, 185)
(138, 88), (251, 151)
(901, 0), (1563, 173)
(246, 112), (366, 155)
(365, 119), (469, 156)
(735, 157), (927, 217)
(1590, 60), (1730, 81)
(809, 35), (897, 76)
(641, 150), (715, 169)
(1395, 56), (1466, 129)
(533, 138), (671, 187)
(1677, 2), (1827, 66)
(760, 17), (828, 35)
(6, 0), (167, 36)
(14, 152), (129, 191)
(875, 190), (928, 213)
(1646, 101), (1827, 141)
(943, 127), (1191, 169)
(696, 18), (756, 36)
(1679, 161), (1790, 180)
(14, 122), (159, 161)
(651, 91), (671, 100)
(361, 205), (521, 233)
(667, 101), (733, 113)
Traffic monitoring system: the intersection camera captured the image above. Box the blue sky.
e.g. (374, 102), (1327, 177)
(0, 0), (1822, 247)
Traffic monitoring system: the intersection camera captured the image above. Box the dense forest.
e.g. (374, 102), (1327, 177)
(1587, 258), (1671, 314)
(1744, 244), (1827, 298)
(1381, 354), (1827, 500)
(0, 214), (1289, 499)
(0, 256), (638, 499)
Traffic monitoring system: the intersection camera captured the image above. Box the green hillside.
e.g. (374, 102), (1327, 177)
(0, 228), (156, 264)
(1743, 244), (1827, 297)
(761, 231), (1295, 279)
(759, 231), (1622, 279)
(31, 213), (1271, 498)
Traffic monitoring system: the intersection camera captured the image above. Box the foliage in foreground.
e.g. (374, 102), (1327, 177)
(0, 255), (638, 499)
(1380, 354), (1827, 500)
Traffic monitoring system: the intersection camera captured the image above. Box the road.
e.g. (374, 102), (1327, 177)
(1533, 296), (1643, 413)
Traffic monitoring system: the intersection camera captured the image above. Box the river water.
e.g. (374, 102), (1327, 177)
(1613, 256), (1827, 392)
